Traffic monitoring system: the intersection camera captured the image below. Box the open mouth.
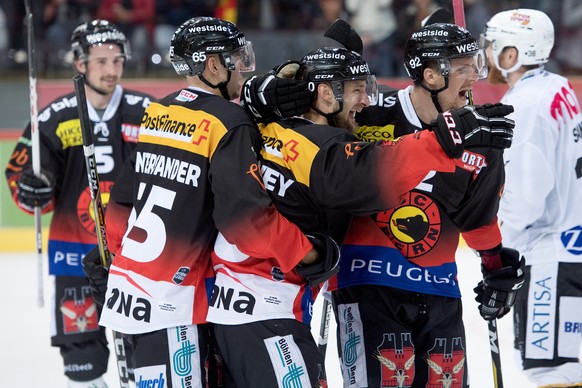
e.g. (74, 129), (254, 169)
(459, 89), (469, 101)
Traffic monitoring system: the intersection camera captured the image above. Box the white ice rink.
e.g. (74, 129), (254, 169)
(0, 249), (536, 387)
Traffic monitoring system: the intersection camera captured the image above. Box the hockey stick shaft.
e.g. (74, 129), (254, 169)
(452, 0), (474, 104)
(73, 74), (130, 387)
(488, 319), (504, 388)
(452, 0), (466, 28)
(73, 75), (111, 268)
(454, 0), (499, 383)
(24, 0), (44, 308)
(317, 298), (332, 357)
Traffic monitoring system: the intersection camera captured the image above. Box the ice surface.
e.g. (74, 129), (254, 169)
(0, 249), (536, 387)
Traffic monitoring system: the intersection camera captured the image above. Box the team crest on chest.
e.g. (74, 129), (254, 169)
(76, 180), (114, 235)
(375, 191), (442, 258)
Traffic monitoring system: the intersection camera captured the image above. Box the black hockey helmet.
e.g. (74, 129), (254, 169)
(169, 16), (255, 77)
(71, 19), (130, 61)
(297, 47), (378, 105)
(404, 23), (486, 84)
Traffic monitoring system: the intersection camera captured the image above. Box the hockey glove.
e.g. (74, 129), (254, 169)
(240, 63), (314, 123)
(17, 169), (54, 211)
(474, 245), (525, 320)
(82, 246), (109, 310)
(295, 232), (340, 286)
(431, 103), (515, 158)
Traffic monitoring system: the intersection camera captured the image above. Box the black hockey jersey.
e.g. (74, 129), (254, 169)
(5, 85), (152, 277)
(329, 86), (505, 298)
(207, 115), (462, 326)
(101, 87), (314, 332)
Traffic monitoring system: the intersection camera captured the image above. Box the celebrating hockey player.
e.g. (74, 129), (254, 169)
(97, 16), (324, 388)
(5, 20), (153, 388)
(223, 25), (518, 384)
(483, 9), (582, 387)
(321, 22), (526, 388)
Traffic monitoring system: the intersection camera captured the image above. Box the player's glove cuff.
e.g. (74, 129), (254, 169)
(82, 246), (109, 310)
(17, 169), (54, 211)
(295, 232), (340, 286)
(431, 103), (515, 158)
(240, 63), (314, 123)
(474, 247), (525, 320)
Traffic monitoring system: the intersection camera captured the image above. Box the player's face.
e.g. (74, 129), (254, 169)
(438, 56), (480, 111)
(82, 44), (125, 95)
(335, 79), (371, 132)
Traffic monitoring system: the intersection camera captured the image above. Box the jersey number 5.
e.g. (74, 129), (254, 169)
(120, 183), (176, 262)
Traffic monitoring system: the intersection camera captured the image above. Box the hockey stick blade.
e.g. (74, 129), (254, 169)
(324, 19), (363, 55)
(422, 7), (453, 26)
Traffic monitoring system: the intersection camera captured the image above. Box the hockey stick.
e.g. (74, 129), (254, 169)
(317, 298), (332, 357)
(453, 0), (501, 384)
(421, 7), (453, 27)
(452, 0), (474, 105)
(73, 74), (130, 387)
(488, 318), (504, 388)
(324, 19), (363, 55)
(24, 0), (44, 308)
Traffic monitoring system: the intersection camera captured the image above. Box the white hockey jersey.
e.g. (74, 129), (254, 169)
(498, 68), (582, 264)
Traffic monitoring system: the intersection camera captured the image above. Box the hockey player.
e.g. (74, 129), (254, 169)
(482, 9), (582, 387)
(211, 43), (516, 386)
(97, 17), (327, 388)
(321, 23), (526, 387)
(4, 20), (152, 388)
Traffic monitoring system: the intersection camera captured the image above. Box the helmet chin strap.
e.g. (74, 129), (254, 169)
(419, 77), (449, 113)
(199, 71), (232, 100)
(312, 101), (343, 127)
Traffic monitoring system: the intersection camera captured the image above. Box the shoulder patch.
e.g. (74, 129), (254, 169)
(56, 118), (82, 149)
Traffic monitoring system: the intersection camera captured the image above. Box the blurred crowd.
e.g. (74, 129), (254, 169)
(0, 0), (581, 78)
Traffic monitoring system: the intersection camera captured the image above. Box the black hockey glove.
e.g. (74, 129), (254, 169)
(431, 103), (515, 158)
(295, 232), (340, 287)
(474, 245), (525, 320)
(240, 65), (314, 123)
(17, 169), (54, 211)
(82, 245), (109, 310)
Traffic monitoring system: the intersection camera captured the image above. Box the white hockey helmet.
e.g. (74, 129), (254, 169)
(482, 9), (554, 75)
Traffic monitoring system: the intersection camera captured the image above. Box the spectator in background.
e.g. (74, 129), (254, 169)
(392, 0), (440, 77)
(311, 0), (347, 31)
(345, 0), (397, 77)
(0, 5), (8, 69)
(464, 0), (491, 38)
(271, 0), (319, 30)
(97, 0), (156, 73)
(4, 0), (42, 70)
(555, 0), (582, 75)
(42, 0), (98, 73)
